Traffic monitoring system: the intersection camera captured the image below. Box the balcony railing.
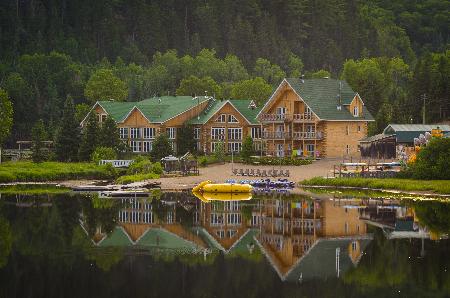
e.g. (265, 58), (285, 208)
(262, 131), (323, 140)
(259, 113), (314, 122)
(292, 131), (323, 140)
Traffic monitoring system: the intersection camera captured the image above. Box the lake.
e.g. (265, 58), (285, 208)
(0, 188), (448, 298)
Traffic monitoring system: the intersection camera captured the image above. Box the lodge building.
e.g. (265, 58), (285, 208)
(82, 78), (374, 158)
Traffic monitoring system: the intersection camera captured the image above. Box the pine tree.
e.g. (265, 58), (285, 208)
(150, 133), (173, 162)
(240, 136), (254, 162)
(55, 95), (81, 161)
(78, 113), (99, 161)
(31, 120), (47, 163)
(176, 125), (195, 155)
(99, 115), (122, 151)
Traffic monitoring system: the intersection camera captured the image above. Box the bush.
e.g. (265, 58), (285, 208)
(408, 138), (450, 180)
(151, 162), (163, 174)
(116, 173), (160, 184)
(198, 156), (208, 167)
(127, 156), (153, 174)
(91, 147), (117, 164)
(248, 156), (313, 166)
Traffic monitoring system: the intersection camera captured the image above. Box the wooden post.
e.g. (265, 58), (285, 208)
(314, 122), (317, 159)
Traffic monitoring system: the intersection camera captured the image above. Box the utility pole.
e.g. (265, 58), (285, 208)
(422, 94), (427, 124)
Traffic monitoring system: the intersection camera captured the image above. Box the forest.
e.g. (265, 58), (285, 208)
(0, 0), (448, 145)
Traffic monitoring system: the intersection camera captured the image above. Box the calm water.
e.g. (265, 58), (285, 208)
(0, 189), (448, 298)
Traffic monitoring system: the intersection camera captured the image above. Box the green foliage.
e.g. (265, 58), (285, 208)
(249, 157), (312, 166)
(176, 75), (222, 98)
(0, 216), (12, 268)
(75, 104), (91, 123)
(213, 141), (225, 162)
(150, 134), (173, 162)
(0, 162), (117, 183)
(99, 115), (122, 151)
(310, 69), (331, 79)
(78, 113), (99, 161)
(91, 147), (117, 164)
(116, 173), (160, 184)
(84, 69), (128, 103)
(176, 125), (196, 155)
(0, 89), (13, 147)
(411, 201), (450, 234)
(230, 77), (273, 105)
(253, 58), (286, 86)
(31, 119), (47, 163)
(55, 95), (81, 161)
(240, 136), (254, 162)
(409, 138), (450, 180)
(287, 54), (304, 77)
(151, 162), (163, 175)
(127, 156), (153, 174)
(300, 177), (450, 194)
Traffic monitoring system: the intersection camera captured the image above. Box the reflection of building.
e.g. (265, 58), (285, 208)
(255, 198), (371, 281)
(81, 198), (207, 250)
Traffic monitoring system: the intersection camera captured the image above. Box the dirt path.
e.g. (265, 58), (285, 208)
(157, 158), (339, 190)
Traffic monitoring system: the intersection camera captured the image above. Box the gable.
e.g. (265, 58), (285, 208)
(204, 101), (250, 125)
(121, 107), (152, 126)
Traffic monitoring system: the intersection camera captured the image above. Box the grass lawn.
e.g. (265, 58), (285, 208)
(299, 177), (450, 195)
(0, 184), (71, 194)
(0, 161), (117, 183)
(115, 173), (160, 184)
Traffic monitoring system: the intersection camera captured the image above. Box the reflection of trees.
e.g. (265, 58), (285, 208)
(343, 228), (450, 296)
(411, 201), (450, 234)
(0, 216), (12, 268)
(80, 196), (121, 237)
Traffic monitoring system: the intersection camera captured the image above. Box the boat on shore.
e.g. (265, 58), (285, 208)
(192, 180), (252, 193)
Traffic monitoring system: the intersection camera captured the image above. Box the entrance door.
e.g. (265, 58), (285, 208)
(276, 144), (284, 157)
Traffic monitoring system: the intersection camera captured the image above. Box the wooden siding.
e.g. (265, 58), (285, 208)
(322, 200), (367, 237)
(323, 121), (368, 157)
(347, 95), (364, 117)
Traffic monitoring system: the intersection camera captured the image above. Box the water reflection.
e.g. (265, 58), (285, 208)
(0, 190), (448, 297)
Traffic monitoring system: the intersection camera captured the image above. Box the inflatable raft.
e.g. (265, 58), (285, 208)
(192, 190), (252, 203)
(193, 180), (253, 193)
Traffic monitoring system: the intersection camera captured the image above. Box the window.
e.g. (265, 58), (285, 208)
(131, 141), (141, 152)
(119, 128), (129, 139)
(228, 114), (239, 123)
(143, 127), (155, 139)
(227, 213), (241, 225)
(196, 141), (201, 152)
(353, 106), (359, 117)
(276, 107), (287, 115)
(346, 145), (350, 155)
(225, 201), (240, 211)
(306, 144), (315, 156)
(357, 125), (361, 132)
(166, 127), (176, 139)
(227, 230), (237, 238)
(251, 127), (261, 139)
(352, 241), (358, 251)
(211, 127), (225, 140)
(346, 125), (350, 135)
(211, 142), (221, 152)
(100, 114), (107, 122)
(345, 222), (349, 234)
(228, 128), (242, 140)
(210, 213), (224, 225)
(215, 114), (226, 123)
(305, 106), (312, 115)
(194, 127), (201, 139)
(216, 230), (225, 238)
(130, 128), (140, 139)
(228, 142), (242, 153)
(142, 141), (152, 152)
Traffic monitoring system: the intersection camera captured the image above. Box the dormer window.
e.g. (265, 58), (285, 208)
(228, 115), (239, 123)
(215, 114), (226, 123)
(353, 106), (359, 117)
(248, 100), (257, 110)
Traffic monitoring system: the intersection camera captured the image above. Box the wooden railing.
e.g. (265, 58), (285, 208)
(262, 131), (323, 140)
(259, 113), (314, 122)
(292, 131), (323, 140)
(293, 113), (313, 121)
(261, 131), (291, 139)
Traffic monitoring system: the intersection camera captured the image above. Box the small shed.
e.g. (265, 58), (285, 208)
(161, 155), (179, 172)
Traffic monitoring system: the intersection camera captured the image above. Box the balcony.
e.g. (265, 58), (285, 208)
(262, 131), (291, 139)
(259, 113), (314, 123)
(292, 131), (323, 140)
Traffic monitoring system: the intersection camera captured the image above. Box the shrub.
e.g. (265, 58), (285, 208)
(198, 156), (208, 167)
(408, 138), (450, 180)
(91, 147), (117, 164)
(116, 173), (160, 184)
(151, 162), (163, 174)
(127, 156), (152, 174)
(248, 156), (312, 166)
(214, 141), (225, 162)
(240, 136), (254, 162)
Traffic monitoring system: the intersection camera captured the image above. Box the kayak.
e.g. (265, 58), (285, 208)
(193, 180), (253, 193)
(192, 190), (252, 203)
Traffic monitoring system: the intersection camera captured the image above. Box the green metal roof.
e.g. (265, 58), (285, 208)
(284, 78), (374, 121)
(99, 227), (132, 247)
(383, 124), (450, 143)
(137, 228), (199, 250)
(97, 96), (209, 123)
(188, 99), (262, 125)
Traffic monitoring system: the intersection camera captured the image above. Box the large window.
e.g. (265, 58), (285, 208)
(143, 127), (155, 139)
(131, 141), (141, 152)
(276, 107), (287, 115)
(227, 213), (242, 225)
(210, 213), (224, 226)
(228, 128), (242, 140)
(130, 128), (140, 139)
(215, 114), (226, 123)
(306, 144), (315, 155)
(194, 127), (201, 139)
(142, 141), (152, 152)
(166, 127), (176, 139)
(211, 142), (221, 152)
(119, 127), (129, 139)
(228, 142), (242, 153)
(211, 127), (225, 140)
(251, 127), (261, 139)
(228, 114), (239, 123)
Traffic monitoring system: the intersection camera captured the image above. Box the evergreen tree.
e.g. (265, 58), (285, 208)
(176, 125), (196, 155)
(240, 136), (254, 162)
(0, 89), (13, 163)
(214, 141), (225, 162)
(150, 133), (173, 162)
(99, 115), (122, 151)
(78, 113), (99, 161)
(31, 119), (47, 163)
(55, 95), (80, 161)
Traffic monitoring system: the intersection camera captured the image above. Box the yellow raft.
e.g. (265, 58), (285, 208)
(193, 180), (253, 193)
(192, 190), (252, 203)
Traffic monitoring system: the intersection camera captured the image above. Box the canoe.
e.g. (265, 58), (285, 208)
(194, 180), (253, 193)
(192, 190), (252, 203)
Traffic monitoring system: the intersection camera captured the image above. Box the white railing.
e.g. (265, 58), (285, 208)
(261, 131), (291, 139)
(292, 131), (323, 140)
(99, 160), (133, 168)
